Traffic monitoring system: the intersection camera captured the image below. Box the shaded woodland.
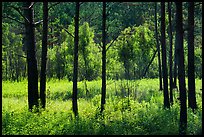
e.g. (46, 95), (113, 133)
(2, 2), (203, 135)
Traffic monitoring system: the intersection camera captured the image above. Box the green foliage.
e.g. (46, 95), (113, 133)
(2, 22), (26, 81)
(2, 79), (202, 135)
(114, 23), (157, 79)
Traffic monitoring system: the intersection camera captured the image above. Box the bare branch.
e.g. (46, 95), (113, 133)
(14, 53), (27, 59)
(106, 35), (119, 51)
(8, 5), (30, 23)
(2, 15), (25, 25)
(34, 20), (43, 27)
(29, 2), (35, 9)
(48, 2), (61, 11)
(142, 48), (158, 78)
(63, 29), (75, 38)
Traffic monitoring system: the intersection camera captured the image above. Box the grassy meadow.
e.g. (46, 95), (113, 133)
(2, 78), (202, 135)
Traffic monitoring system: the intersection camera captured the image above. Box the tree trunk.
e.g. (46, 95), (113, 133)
(173, 35), (178, 89)
(5, 56), (8, 80)
(155, 2), (163, 91)
(176, 2), (187, 135)
(161, 2), (170, 109)
(72, 2), (80, 117)
(40, 1), (48, 109)
(187, 2), (197, 112)
(15, 56), (19, 82)
(101, 2), (107, 113)
(24, 2), (39, 111)
(56, 47), (61, 80)
(168, 2), (173, 105)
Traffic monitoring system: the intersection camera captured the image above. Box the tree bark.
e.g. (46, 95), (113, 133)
(24, 2), (39, 111)
(187, 2), (197, 112)
(168, 2), (174, 105)
(176, 2), (187, 135)
(173, 27), (178, 89)
(161, 2), (170, 109)
(155, 2), (163, 91)
(40, 1), (48, 109)
(101, 2), (107, 113)
(72, 2), (80, 117)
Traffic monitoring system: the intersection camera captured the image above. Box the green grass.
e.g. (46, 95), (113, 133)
(2, 78), (202, 135)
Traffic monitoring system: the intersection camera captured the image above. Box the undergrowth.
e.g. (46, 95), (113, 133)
(2, 79), (202, 135)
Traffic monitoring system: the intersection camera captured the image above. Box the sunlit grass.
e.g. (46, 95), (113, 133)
(2, 78), (202, 135)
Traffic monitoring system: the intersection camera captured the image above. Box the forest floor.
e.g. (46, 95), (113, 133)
(2, 78), (202, 135)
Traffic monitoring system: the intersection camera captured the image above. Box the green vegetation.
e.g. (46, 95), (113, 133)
(2, 2), (202, 135)
(2, 79), (202, 135)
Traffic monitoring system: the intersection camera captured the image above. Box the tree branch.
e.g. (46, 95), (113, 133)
(8, 5), (30, 23)
(106, 35), (119, 51)
(48, 2), (60, 11)
(29, 2), (35, 9)
(142, 48), (158, 78)
(34, 20), (43, 27)
(14, 53), (27, 59)
(63, 29), (75, 38)
(2, 15), (25, 25)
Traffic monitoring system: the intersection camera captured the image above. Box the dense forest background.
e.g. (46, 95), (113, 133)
(2, 2), (202, 81)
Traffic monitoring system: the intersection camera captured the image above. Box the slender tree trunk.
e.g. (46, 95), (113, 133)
(5, 56), (8, 80)
(173, 38), (178, 89)
(187, 2), (197, 112)
(155, 2), (163, 91)
(40, 1), (48, 109)
(168, 2), (173, 105)
(72, 2), (80, 117)
(56, 47), (61, 80)
(15, 56), (19, 82)
(201, 5), (204, 135)
(176, 2), (187, 135)
(101, 2), (107, 113)
(9, 54), (13, 81)
(202, 2), (204, 114)
(24, 2), (39, 111)
(161, 2), (170, 109)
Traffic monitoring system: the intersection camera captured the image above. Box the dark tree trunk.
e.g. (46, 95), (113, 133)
(72, 2), (80, 117)
(176, 2), (187, 135)
(24, 2), (39, 111)
(161, 2), (170, 109)
(168, 2), (173, 105)
(173, 37), (178, 89)
(187, 2), (197, 112)
(155, 2), (163, 91)
(202, 2), (204, 115)
(40, 1), (48, 109)
(101, 2), (107, 113)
